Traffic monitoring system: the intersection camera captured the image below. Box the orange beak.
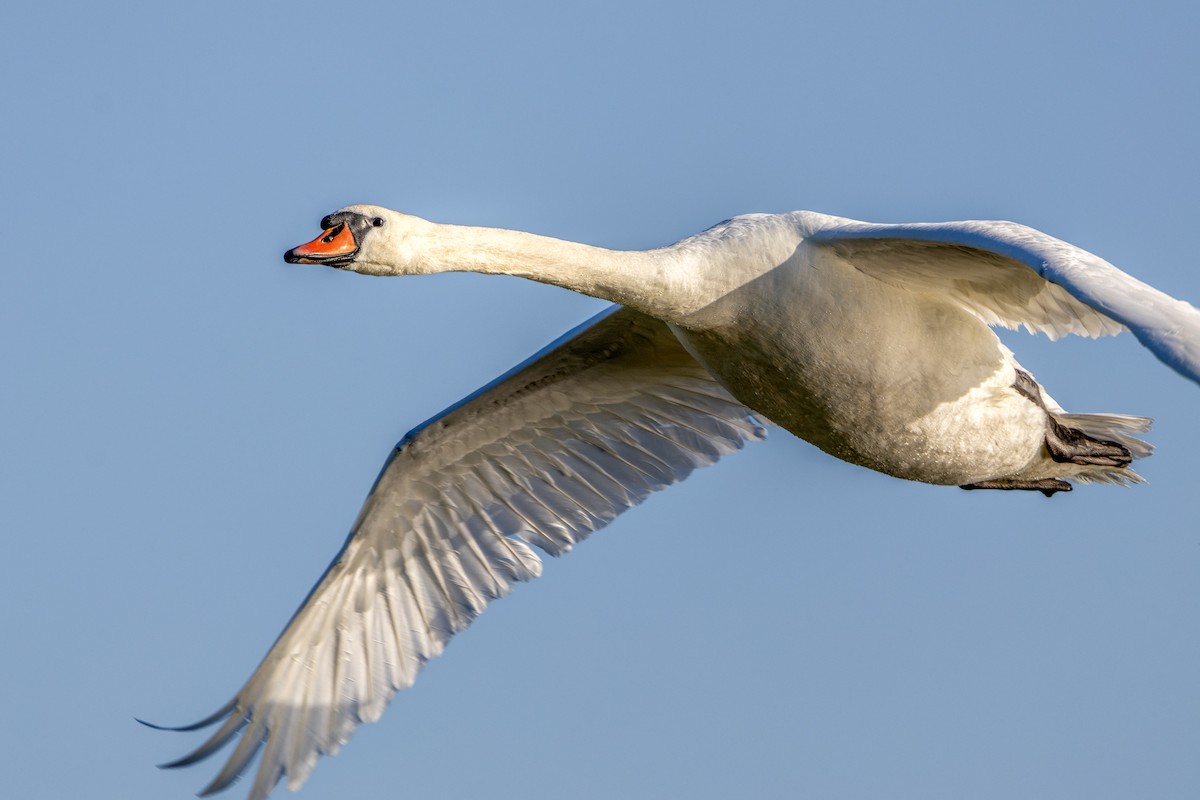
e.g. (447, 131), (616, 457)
(284, 222), (359, 264)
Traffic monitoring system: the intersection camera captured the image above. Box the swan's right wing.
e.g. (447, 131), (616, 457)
(152, 305), (765, 800)
(807, 216), (1200, 385)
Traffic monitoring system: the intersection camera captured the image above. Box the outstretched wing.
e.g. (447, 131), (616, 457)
(151, 305), (765, 800)
(807, 216), (1200, 385)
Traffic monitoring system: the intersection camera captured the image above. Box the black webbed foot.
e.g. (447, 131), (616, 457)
(960, 478), (1072, 497)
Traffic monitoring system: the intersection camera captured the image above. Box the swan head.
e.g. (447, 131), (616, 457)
(284, 206), (433, 276)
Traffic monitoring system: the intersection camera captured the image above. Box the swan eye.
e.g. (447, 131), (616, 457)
(372, 217), (385, 227)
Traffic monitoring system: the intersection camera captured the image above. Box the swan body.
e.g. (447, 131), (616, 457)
(152, 207), (1200, 800)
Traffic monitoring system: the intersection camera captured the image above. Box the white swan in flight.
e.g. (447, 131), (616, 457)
(149, 207), (1200, 800)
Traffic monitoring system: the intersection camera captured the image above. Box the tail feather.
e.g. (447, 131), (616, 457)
(1054, 412), (1153, 459)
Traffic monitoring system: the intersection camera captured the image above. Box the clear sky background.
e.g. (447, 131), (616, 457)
(3, 2), (1198, 799)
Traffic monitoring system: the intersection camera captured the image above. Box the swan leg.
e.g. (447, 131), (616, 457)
(1043, 417), (1133, 467)
(959, 478), (1072, 497)
(1011, 368), (1133, 468)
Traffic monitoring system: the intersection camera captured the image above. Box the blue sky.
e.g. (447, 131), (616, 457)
(3, 2), (1198, 799)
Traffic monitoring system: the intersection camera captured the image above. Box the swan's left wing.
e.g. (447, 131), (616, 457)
(806, 215), (1200, 385)
(148, 305), (765, 800)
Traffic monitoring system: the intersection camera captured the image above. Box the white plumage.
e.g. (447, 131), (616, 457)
(151, 208), (1200, 800)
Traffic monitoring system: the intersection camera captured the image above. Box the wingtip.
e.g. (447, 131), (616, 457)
(157, 748), (218, 770)
(136, 699), (238, 732)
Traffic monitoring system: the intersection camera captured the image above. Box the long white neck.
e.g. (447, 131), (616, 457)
(402, 222), (704, 322)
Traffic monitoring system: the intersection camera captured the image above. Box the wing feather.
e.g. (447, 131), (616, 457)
(155, 306), (764, 800)
(807, 216), (1200, 384)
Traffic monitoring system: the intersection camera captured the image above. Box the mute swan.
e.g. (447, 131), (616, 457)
(150, 207), (1200, 800)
